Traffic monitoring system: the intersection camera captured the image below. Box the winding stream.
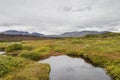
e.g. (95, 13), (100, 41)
(39, 55), (112, 80)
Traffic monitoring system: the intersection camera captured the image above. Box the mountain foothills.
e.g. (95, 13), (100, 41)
(0, 30), (108, 37)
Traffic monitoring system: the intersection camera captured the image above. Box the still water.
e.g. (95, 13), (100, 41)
(39, 55), (112, 80)
(0, 51), (5, 55)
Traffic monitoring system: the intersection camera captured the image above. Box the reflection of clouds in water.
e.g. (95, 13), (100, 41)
(0, 51), (5, 55)
(66, 67), (75, 72)
(74, 65), (95, 71)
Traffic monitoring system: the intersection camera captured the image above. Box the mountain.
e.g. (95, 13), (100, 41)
(31, 32), (43, 37)
(0, 30), (44, 37)
(0, 30), (109, 37)
(59, 31), (108, 37)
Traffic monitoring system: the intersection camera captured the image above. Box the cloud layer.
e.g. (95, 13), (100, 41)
(0, 0), (120, 34)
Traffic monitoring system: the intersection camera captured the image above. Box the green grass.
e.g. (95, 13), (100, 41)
(18, 51), (41, 61)
(0, 55), (50, 80)
(2, 63), (50, 80)
(5, 44), (23, 53)
(0, 56), (25, 77)
(0, 43), (8, 51)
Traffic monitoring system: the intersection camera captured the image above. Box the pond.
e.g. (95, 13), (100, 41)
(39, 55), (112, 80)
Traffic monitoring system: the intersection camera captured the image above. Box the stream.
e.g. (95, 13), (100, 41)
(39, 55), (112, 80)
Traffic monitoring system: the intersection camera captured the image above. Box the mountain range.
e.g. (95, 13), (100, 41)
(0, 30), (44, 37)
(59, 31), (108, 37)
(47, 31), (108, 37)
(0, 30), (108, 37)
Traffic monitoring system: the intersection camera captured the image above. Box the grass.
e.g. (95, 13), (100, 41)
(0, 32), (120, 80)
(2, 63), (50, 80)
(0, 43), (8, 51)
(5, 44), (23, 53)
(0, 55), (50, 80)
(0, 56), (25, 77)
(18, 51), (41, 61)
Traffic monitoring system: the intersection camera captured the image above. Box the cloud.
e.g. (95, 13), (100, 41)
(0, 0), (120, 34)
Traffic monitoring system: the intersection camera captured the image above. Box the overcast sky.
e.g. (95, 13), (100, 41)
(0, 0), (120, 34)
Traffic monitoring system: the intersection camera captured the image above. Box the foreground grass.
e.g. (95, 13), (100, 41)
(0, 32), (120, 80)
(0, 56), (50, 80)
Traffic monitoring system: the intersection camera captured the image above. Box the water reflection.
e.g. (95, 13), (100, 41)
(0, 51), (5, 55)
(39, 55), (112, 80)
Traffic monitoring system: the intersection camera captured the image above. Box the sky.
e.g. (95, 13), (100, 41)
(0, 0), (120, 35)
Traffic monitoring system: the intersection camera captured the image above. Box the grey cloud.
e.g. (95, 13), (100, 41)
(63, 6), (72, 12)
(0, 0), (120, 34)
(0, 23), (23, 27)
(76, 6), (92, 12)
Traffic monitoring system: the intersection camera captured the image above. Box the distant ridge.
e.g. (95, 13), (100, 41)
(0, 30), (44, 37)
(58, 31), (109, 37)
(45, 31), (109, 37)
(0, 30), (109, 37)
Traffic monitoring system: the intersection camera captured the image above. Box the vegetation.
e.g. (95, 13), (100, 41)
(0, 32), (120, 80)
(0, 56), (25, 77)
(18, 51), (41, 61)
(1, 63), (50, 80)
(0, 55), (50, 80)
(0, 42), (8, 51)
(5, 44), (23, 53)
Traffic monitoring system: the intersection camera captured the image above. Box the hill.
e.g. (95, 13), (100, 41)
(0, 30), (44, 37)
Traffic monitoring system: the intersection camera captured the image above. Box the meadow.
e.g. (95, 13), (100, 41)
(0, 32), (120, 80)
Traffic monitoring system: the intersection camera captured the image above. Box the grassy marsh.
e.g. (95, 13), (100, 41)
(0, 32), (120, 80)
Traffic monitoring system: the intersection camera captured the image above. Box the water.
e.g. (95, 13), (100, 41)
(39, 55), (112, 80)
(0, 51), (5, 55)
